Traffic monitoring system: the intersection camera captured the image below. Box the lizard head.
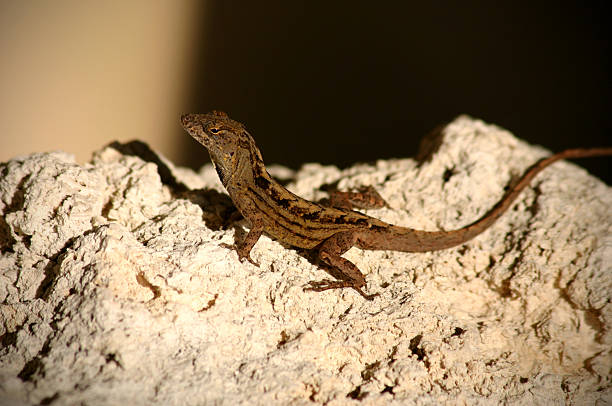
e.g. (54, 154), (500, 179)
(181, 111), (245, 152)
(181, 111), (265, 185)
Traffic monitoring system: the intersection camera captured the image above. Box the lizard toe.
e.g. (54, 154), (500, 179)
(220, 242), (260, 267)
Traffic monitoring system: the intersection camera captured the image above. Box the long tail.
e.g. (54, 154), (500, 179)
(376, 147), (612, 252)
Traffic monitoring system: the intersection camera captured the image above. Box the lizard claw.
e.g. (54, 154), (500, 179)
(220, 243), (260, 267)
(240, 253), (260, 267)
(304, 279), (333, 292)
(305, 280), (378, 300)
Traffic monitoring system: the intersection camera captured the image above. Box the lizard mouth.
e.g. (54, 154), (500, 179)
(180, 113), (203, 139)
(181, 113), (213, 148)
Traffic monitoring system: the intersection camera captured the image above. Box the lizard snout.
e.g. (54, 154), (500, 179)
(180, 114), (193, 128)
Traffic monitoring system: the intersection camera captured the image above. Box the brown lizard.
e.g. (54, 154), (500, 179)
(181, 111), (611, 299)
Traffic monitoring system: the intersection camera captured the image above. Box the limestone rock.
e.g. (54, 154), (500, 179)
(0, 117), (610, 405)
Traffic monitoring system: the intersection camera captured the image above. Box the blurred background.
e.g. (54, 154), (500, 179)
(1, 1), (609, 182)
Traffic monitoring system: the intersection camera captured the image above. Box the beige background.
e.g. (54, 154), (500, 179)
(0, 0), (202, 166)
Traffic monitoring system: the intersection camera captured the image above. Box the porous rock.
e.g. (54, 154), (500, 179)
(0, 117), (610, 405)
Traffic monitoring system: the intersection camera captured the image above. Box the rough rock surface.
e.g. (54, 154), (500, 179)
(0, 116), (610, 405)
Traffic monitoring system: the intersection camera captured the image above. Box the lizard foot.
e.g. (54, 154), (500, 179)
(220, 243), (260, 267)
(305, 280), (378, 300)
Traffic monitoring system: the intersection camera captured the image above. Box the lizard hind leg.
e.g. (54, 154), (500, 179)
(325, 185), (389, 210)
(305, 231), (379, 300)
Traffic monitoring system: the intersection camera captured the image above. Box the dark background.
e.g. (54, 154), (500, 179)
(181, 2), (610, 183)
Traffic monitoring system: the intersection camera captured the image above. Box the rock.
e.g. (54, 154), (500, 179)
(0, 116), (610, 405)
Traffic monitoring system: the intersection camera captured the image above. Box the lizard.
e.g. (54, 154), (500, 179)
(181, 111), (612, 299)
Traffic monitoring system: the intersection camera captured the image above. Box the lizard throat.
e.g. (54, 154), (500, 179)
(212, 160), (228, 186)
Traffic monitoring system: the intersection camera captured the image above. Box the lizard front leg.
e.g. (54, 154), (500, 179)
(221, 216), (264, 266)
(306, 231), (379, 300)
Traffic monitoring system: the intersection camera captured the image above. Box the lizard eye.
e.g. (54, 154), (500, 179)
(210, 128), (220, 134)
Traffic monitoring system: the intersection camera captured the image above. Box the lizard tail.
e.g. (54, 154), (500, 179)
(370, 147), (612, 253)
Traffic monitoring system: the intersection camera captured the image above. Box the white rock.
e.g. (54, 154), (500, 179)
(0, 116), (610, 405)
